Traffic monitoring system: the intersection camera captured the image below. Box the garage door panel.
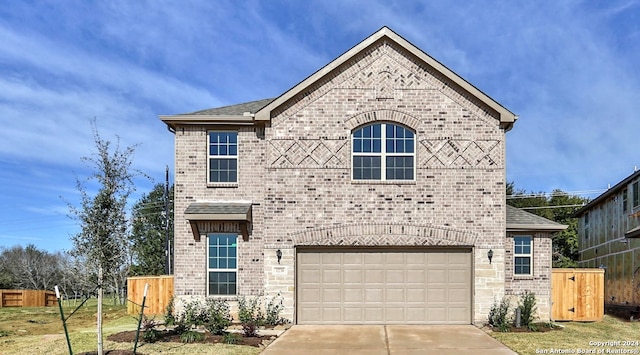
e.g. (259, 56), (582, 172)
(322, 269), (341, 282)
(343, 269), (362, 283)
(344, 308), (362, 321)
(365, 288), (383, 302)
(364, 253), (384, 263)
(428, 268), (446, 283)
(385, 288), (405, 302)
(321, 253), (342, 264)
(297, 248), (471, 324)
(386, 269), (405, 282)
(386, 307), (405, 321)
(343, 288), (362, 302)
(407, 288), (426, 302)
(322, 288), (341, 302)
(385, 253), (405, 264)
(449, 269), (469, 282)
(406, 269), (426, 282)
(364, 269), (384, 283)
(344, 253), (363, 264)
(301, 269), (320, 283)
(365, 307), (383, 321)
(300, 288), (320, 302)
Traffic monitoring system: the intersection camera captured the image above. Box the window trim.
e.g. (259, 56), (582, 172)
(207, 131), (238, 185)
(206, 233), (238, 296)
(513, 235), (533, 276)
(351, 122), (416, 182)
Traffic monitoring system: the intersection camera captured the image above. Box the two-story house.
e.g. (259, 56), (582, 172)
(160, 27), (565, 325)
(574, 169), (640, 309)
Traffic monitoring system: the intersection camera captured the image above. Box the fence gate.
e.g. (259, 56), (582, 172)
(551, 268), (604, 321)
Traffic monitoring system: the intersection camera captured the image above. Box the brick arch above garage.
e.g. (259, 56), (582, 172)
(291, 223), (478, 247)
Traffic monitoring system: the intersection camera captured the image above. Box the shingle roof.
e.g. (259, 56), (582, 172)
(185, 98), (275, 116)
(185, 202), (250, 214)
(506, 205), (567, 231)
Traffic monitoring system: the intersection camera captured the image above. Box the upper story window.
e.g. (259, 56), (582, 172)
(514, 235), (532, 276)
(633, 181), (639, 209)
(208, 132), (237, 183)
(352, 123), (415, 181)
(207, 234), (237, 295)
(623, 188), (628, 213)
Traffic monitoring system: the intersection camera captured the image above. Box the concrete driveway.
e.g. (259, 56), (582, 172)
(261, 325), (516, 355)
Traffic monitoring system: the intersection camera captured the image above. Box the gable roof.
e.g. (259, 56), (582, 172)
(254, 26), (517, 130)
(506, 205), (568, 232)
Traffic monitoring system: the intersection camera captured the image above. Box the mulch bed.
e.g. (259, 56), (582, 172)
(107, 329), (269, 347)
(505, 322), (559, 332)
(486, 321), (562, 333)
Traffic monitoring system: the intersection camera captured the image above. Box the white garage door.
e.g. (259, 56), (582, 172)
(296, 248), (472, 324)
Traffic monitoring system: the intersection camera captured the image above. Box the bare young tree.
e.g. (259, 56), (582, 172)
(68, 123), (142, 354)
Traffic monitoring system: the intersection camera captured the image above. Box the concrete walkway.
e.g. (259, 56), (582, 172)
(261, 325), (516, 354)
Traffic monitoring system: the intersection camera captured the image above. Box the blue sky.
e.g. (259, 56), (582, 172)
(1, 0), (639, 252)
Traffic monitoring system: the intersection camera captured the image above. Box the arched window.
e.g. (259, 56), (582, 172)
(352, 122), (415, 180)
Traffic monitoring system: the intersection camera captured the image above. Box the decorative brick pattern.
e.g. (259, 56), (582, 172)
(291, 223), (478, 246)
(420, 139), (501, 168)
(268, 139), (348, 168)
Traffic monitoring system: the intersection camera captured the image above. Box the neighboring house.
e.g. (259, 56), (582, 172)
(160, 27), (565, 325)
(574, 169), (640, 307)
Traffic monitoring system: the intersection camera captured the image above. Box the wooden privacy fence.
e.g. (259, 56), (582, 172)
(552, 268), (604, 321)
(127, 275), (174, 315)
(0, 289), (57, 307)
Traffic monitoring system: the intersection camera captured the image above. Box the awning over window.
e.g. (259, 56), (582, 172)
(625, 225), (640, 239)
(184, 202), (252, 241)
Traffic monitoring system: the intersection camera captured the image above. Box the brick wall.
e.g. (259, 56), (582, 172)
(171, 39), (510, 324)
(504, 232), (553, 320)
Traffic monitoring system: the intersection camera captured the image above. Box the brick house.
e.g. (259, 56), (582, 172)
(574, 169), (640, 308)
(160, 27), (565, 324)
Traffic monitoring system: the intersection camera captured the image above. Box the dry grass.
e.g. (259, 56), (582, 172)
(490, 315), (640, 354)
(0, 299), (261, 355)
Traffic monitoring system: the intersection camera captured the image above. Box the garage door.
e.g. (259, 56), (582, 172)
(296, 248), (472, 324)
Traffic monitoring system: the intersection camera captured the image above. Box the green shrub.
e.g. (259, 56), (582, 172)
(223, 332), (241, 344)
(204, 298), (232, 335)
(264, 293), (286, 326)
(180, 330), (204, 343)
(143, 328), (160, 343)
(238, 296), (264, 337)
(172, 299), (209, 335)
(164, 296), (176, 327)
(141, 316), (160, 343)
(488, 296), (511, 332)
(518, 290), (538, 328)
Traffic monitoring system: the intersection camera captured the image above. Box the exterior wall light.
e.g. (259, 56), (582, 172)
(276, 249), (282, 264)
(487, 249), (494, 264)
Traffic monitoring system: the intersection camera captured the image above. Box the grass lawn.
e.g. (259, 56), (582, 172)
(491, 315), (640, 354)
(0, 299), (261, 355)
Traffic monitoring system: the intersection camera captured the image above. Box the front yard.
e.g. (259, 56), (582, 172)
(491, 315), (640, 354)
(0, 300), (262, 355)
